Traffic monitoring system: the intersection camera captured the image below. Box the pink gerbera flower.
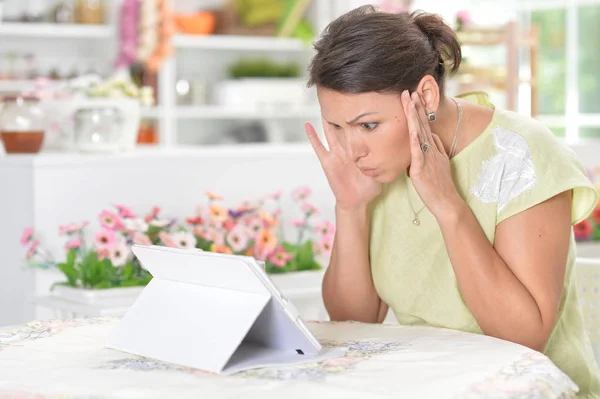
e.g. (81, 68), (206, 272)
(20, 227), (33, 246)
(314, 221), (335, 238)
(293, 219), (307, 228)
(59, 221), (89, 235)
(133, 233), (152, 246)
(319, 236), (333, 256)
(269, 190), (283, 200)
(158, 231), (177, 248)
(292, 186), (312, 202)
(268, 248), (293, 268)
(114, 204), (136, 219)
(144, 206), (161, 223)
(94, 229), (117, 249)
(99, 210), (123, 230)
(26, 240), (40, 260)
(65, 238), (82, 250)
(301, 202), (320, 216)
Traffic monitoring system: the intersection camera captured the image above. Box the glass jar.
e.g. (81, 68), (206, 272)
(74, 0), (105, 24)
(74, 107), (123, 152)
(0, 96), (46, 154)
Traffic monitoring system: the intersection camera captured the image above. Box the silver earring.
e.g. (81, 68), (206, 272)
(427, 111), (436, 122)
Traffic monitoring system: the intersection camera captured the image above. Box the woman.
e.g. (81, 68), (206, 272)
(305, 5), (600, 398)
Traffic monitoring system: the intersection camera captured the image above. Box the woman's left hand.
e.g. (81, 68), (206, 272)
(401, 90), (462, 221)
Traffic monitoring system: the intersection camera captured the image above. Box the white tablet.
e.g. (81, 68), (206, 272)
(105, 244), (324, 374)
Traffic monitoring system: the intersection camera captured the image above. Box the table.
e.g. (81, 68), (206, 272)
(0, 318), (577, 398)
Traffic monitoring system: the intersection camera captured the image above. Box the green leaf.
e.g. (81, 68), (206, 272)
(195, 236), (212, 251)
(66, 248), (77, 266)
(120, 279), (147, 287)
(282, 242), (297, 253)
(147, 225), (162, 238)
(57, 262), (78, 287)
(593, 225), (600, 241)
(92, 281), (113, 289)
(296, 240), (314, 268)
(121, 263), (134, 280)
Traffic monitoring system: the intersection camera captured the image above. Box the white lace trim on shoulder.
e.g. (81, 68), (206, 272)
(471, 127), (537, 214)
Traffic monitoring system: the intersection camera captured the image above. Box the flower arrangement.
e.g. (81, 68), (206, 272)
(21, 204), (174, 289)
(21, 187), (334, 289)
(174, 187), (334, 274)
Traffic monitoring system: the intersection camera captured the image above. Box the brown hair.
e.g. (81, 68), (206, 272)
(307, 5), (462, 96)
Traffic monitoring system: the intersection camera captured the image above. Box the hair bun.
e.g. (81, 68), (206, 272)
(412, 11), (462, 75)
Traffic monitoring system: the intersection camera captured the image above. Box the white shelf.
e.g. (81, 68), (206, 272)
(0, 23), (113, 38)
(0, 80), (36, 92)
(173, 34), (311, 52)
(175, 105), (320, 120)
(0, 144), (316, 167)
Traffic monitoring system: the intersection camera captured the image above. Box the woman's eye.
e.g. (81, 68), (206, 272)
(361, 122), (378, 131)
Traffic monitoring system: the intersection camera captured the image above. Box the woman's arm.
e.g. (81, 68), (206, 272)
(322, 205), (386, 323)
(402, 91), (570, 351)
(438, 190), (571, 352)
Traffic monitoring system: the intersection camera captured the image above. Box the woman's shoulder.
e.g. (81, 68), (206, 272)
(493, 109), (556, 143)
(485, 109), (597, 225)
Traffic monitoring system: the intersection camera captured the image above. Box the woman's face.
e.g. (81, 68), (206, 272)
(317, 88), (411, 183)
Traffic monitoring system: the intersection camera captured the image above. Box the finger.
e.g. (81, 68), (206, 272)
(407, 100), (426, 146)
(411, 92), (435, 143)
(400, 90), (411, 118)
(321, 121), (340, 151)
(432, 133), (447, 157)
(305, 122), (328, 160)
(409, 128), (424, 167)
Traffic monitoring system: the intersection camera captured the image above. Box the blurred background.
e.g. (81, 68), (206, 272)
(0, 0), (597, 150)
(2, 0), (600, 328)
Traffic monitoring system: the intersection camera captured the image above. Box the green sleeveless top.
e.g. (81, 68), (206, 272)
(369, 92), (600, 398)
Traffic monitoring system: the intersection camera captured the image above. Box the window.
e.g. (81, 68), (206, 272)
(529, 1), (600, 142)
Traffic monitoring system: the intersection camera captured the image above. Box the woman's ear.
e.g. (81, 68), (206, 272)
(416, 75), (441, 117)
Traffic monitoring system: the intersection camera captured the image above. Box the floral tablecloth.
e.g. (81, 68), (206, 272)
(0, 318), (577, 399)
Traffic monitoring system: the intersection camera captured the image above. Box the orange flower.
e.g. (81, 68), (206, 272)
(206, 190), (223, 201)
(260, 210), (278, 228)
(209, 204), (228, 222)
(245, 247), (254, 256)
(256, 229), (277, 251)
(211, 243), (232, 254)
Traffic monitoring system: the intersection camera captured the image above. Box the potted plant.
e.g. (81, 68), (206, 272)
(212, 58), (311, 110)
(21, 187), (334, 305)
(173, 187), (333, 274)
(21, 204), (172, 304)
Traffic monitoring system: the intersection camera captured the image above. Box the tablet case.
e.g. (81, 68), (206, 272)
(105, 245), (323, 374)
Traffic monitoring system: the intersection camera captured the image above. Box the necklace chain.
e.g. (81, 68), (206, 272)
(407, 97), (462, 226)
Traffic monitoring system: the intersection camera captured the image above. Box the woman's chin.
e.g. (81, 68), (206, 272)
(373, 168), (405, 183)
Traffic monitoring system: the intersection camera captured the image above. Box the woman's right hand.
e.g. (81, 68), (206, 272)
(305, 122), (382, 211)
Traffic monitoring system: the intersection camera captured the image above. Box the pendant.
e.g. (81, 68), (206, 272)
(413, 216), (420, 226)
